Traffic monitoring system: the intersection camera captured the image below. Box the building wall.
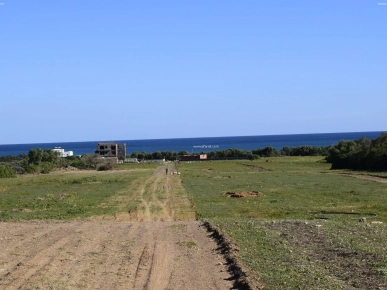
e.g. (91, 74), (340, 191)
(95, 157), (118, 164)
(53, 148), (73, 158)
(95, 142), (126, 160)
(117, 143), (126, 160)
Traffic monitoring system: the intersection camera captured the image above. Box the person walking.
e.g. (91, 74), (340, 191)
(166, 167), (168, 175)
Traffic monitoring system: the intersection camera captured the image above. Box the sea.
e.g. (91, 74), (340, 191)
(0, 131), (383, 157)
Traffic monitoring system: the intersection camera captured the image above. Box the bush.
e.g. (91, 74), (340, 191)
(40, 162), (54, 174)
(252, 146), (279, 157)
(97, 163), (113, 171)
(25, 164), (41, 174)
(326, 133), (387, 171)
(0, 166), (16, 178)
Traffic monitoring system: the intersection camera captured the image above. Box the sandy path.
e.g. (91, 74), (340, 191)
(0, 166), (237, 289)
(0, 221), (234, 290)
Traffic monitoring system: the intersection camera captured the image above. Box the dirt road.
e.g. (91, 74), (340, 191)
(0, 167), (238, 290)
(114, 166), (196, 222)
(341, 173), (387, 184)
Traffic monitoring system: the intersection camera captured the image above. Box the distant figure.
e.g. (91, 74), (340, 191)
(166, 168), (168, 175)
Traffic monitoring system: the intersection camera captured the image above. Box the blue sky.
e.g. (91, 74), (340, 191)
(0, 0), (386, 144)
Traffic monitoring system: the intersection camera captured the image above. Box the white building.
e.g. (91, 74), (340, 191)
(53, 147), (73, 158)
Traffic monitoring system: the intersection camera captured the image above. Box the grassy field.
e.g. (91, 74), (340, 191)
(179, 157), (387, 289)
(0, 164), (158, 220)
(180, 157), (387, 221)
(1, 157), (387, 288)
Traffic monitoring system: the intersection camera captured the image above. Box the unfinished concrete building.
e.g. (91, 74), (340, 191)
(95, 142), (126, 160)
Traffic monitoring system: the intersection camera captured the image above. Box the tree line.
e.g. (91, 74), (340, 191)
(1, 134), (385, 178)
(130, 145), (332, 160)
(325, 132), (387, 171)
(0, 149), (108, 177)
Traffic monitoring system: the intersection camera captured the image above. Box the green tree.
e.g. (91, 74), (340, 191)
(42, 149), (60, 164)
(28, 148), (43, 165)
(252, 146), (279, 157)
(326, 133), (387, 171)
(80, 154), (101, 169)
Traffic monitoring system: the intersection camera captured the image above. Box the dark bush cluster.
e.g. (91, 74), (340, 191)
(326, 133), (387, 171)
(129, 145), (331, 161)
(97, 163), (113, 171)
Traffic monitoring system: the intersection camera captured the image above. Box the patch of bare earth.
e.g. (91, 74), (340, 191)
(267, 221), (387, 289)
(223, 191), (265, 198)
(0, 167), (244, 290)
(0, 221), (239, 290)
(341, 174), (387, 184)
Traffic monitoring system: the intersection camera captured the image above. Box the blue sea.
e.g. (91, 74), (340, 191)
(0, 132), (383, 157)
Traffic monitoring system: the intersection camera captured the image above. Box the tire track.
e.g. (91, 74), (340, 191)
(0, 221), (236, 290)
(2, 236), (71, 290)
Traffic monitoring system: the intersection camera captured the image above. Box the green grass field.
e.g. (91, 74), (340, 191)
(0, 165), (157, 220)
(1, 157), (387, 288)
(180, 157), (387, 221)
(179, 157), (387, 289)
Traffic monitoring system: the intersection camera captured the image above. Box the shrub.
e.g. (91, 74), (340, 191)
(97, 163), (113, 171)
(326, 132), (387, 171)
(40, 162), (54, 174)
(25, 164), (41, 174)
(0, 166), (16, 178)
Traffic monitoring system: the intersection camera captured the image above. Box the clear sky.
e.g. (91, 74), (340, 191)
(0, 0), (386, 144)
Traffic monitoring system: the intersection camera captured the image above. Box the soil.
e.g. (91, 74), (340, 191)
(113, 166), (196, 222)
(223, 191), (265, 198)
(341, 174), (387, 184)
(0, 220), (241, 290)
(0, 167), (243, 290)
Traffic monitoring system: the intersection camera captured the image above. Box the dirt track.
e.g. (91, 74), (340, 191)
(341, 174), (387, 183)
(0, 220), (236, 290)
(0, 166), (237, 290)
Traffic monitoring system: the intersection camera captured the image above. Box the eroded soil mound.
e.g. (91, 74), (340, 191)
(224, 191), (265, 198)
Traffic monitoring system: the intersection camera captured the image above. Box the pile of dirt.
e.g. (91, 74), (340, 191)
(224, 191), (265, 198)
